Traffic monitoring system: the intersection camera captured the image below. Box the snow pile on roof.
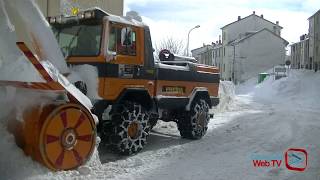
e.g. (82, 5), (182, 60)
(126, 11), (143, 22)
(214, 81), (236, 113)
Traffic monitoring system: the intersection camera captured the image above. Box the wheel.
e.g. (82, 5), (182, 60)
(20, 103), (96, 171)
(177, 99), (210, 139)
(100, 101), (151, 155)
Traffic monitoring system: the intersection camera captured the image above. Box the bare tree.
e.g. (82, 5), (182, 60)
(154, 37), (186, 58)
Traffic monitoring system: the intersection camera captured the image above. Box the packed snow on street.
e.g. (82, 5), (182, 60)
(1, 69), (320, 180)
(1, 0), (320, 179)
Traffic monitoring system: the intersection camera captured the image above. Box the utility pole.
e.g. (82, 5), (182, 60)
(186, 25), (200, 56)
(232, 44), (236, 83)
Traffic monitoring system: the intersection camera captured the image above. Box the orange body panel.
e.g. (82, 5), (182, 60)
(156, 80), (219, 98)
(67, 56), (105, 63)
(101, 77), (155, 100)
(196, 65), (220, 74)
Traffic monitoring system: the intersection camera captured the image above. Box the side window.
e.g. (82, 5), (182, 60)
(108, 25), (137, 56)
(108, 27), (116, 52)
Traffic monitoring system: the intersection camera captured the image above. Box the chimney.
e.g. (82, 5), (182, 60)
(216, 41), (219, 44)
(219, 35), (221, 41)
(238, 16), (241, 21)
(261, 14), (263, 18)
(253, 11), (255, 15)
(276, 21), (279, 25)
(219, 40), (221, 44)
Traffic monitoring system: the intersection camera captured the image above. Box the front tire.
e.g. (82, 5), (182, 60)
(100, 101), (150, 155)
(177, 99), (210, 139)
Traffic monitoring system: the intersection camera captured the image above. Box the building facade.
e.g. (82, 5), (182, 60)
(192, 11), (288, 83)
(308, 10), (320, 71)
(290, 34), (309, 69)
(221, 12), (287, 83)
(191, 44), (213, 65)
(36, 0), (123, 17)
(191, 41), (224, 74)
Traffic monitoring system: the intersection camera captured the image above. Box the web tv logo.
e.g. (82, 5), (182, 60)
(251, 148), (308, 172)
(285, 148), (308, 172)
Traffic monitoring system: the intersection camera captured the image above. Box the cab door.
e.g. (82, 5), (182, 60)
(102, 21), (155, 101)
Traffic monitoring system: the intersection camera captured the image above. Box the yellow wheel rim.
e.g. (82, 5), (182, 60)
(128, 122), (139, 139)
(39, 104), (96, 171)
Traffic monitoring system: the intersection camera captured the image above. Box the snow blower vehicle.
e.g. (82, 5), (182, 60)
(1, 42), (97, 171)
(49, 8), (220, 155)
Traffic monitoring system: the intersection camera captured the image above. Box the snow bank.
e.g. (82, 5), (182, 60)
(253, 70), (320, 105)
(0, 124), (48, 180)
(0, 87), (52, 179)
(214, 81), (236, 113)
(238, 69), (320, 108)
(5, 0), (69, 74)
(0, 0), (99, 177)
(0, 0), (43, 82)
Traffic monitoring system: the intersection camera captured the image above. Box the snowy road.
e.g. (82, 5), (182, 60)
(49, 70), (317, 180)
(2, 71), (320, 180)
(92, 94), (320, 180)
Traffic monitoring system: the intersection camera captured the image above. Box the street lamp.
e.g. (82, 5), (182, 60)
(186, 25), (200, 56)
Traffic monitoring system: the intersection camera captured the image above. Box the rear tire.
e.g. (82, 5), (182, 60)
(177, 99), (210, 139)
(100, 101), (151, 155)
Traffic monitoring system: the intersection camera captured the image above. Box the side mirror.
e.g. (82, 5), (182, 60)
(121, 27), (133, 46)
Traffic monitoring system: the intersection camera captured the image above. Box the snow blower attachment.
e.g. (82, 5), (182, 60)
(3, 42), (96, 171)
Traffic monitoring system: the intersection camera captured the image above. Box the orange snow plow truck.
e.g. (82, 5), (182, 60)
(1, 8), (220, 171)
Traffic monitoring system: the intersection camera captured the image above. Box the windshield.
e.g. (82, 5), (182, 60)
(52, 21), (102, 57)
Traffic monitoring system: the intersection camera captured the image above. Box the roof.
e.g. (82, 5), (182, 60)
(221, 13), (283, 30)
(308, 9), (320, 20)
(231, 28), (289, 46)
(63, 7), (147, 27)
(191, 45), (213, 53)
(290, 38), (309, 46)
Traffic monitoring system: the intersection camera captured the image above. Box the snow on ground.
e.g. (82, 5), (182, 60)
(0, 1), (96, 179)
(0, 1), (320, 179)
(42, 70), (320, 180)
(2, 69), (320, 180)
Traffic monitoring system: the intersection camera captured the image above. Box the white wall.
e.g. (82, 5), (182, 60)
(309, 17), (314, 68)
(236, 30), (286, 82)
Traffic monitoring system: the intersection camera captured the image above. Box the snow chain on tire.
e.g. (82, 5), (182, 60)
(101, 101), (151, 155)
(178, 99), (210, 139)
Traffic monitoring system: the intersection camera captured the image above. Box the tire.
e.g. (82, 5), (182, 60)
(100, 101), (151, 155)
(177, 99), (210, 139)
